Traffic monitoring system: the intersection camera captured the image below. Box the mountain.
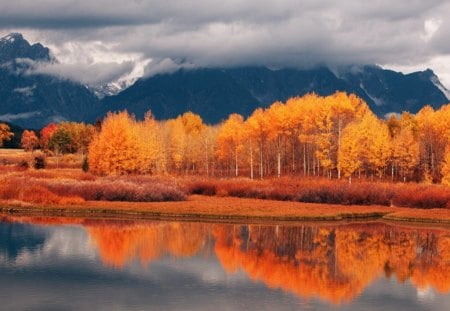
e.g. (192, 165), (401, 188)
(0, 33), (100, 128)
(101, 65), (450, 123)
(100, 68), (262, 123)
(340, 66), (449, 116)
(0, 33), (449, 128)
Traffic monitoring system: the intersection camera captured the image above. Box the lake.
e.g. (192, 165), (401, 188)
(0, 214), (449, 311)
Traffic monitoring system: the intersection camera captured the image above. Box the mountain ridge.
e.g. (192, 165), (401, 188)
(0, 33), (449, 128)
(100, 65), (449, 123)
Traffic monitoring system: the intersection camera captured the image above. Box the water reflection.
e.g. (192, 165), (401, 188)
(1, 215), (450, 307)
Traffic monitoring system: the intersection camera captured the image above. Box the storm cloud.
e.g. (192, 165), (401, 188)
(1, 0), (450, 86)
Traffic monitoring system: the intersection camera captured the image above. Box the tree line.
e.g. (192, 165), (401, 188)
(2, 92), (450, 184)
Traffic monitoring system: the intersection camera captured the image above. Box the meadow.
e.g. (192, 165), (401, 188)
(0, 148), (449, 225)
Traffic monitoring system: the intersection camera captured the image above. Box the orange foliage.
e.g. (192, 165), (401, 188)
(21, 130), (39, 152)
(0, 123), (13, 147)
(39, 123), (58, 151)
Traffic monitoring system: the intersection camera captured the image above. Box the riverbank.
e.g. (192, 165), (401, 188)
(2, 195), (450, 224)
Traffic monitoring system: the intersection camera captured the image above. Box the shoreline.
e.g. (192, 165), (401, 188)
(2, 195), (450, 225)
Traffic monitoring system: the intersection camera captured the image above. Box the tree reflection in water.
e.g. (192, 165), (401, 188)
(3, 215), (450, 304)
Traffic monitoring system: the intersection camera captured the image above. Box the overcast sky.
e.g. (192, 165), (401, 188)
(1, 0), (450, 87)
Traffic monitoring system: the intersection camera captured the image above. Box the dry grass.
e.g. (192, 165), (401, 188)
(46, 153), (84, 169)
(0, 195), (400, 220)
(0, 148), (27, 165)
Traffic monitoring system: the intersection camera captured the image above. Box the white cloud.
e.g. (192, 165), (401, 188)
(423, 18), (442, 41)
(0, 111), (41, 122)
(31, 60), (135, 86)
(13, 85), (36, 96)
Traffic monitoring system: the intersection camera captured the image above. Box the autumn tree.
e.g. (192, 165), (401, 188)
(89, 111), (141, 175)
(165, 118), (187, 172)
(199, 125), (219, 176)
(389, 113), (419, 182)
(266, 102), (289, 178)
(49, 127), (73, 155)
(40, 123), (58, 152)
(216, 114), (244, 177)
(135, 112), (166, 174)
(338, 122), (362, 183)
(330, 92), (368, 179)
(360, 113), (391, 179)
(180, 112), (205, 173)
(314, 101), (334, 178)
(415, 106), (448, 182)
(56, 122), (96, 154)
(442, 148), (450, 186)
(0, 123), (13, 147)
(21, 130), (39, 152)
(245, 108), (270, 179)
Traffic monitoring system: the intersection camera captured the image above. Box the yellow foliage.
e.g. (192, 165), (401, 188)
(0, 123), (13, 147)
(88, 111), (164, 175)
(442, 148), (450, 186)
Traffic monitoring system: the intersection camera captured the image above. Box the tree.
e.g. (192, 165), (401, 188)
(89, 111), (141, 175)
(21, 130), (39, 152)
(357, 113), (391, 179)
(415, 105), (447, 182)
(40, 123), (58, 152)
(48, 127), (73, 168)
(165, 118), (187, 172)
(314, 102), (334, 178)
(330, 92), (368, 179)
(390, 113), (419, 182)
(57, 122), (95, 154)
(442, 148), (450, 186)
(266, 102), (289, 178)
(216, 114), (244, 177)
(245, 108), (270, 179)
(134, 112), (166, 174)
(338, 122), (361, 183)
(0, 123), (13, 147)
(180, 112), (205, 173)
(49, 127), (73, 155)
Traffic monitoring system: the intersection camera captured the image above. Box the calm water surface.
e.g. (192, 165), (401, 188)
(0, 214), (449, 311)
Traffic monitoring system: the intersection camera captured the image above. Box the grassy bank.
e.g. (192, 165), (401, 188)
(2, 195), (450, 224)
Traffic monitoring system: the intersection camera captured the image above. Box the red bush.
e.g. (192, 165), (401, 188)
(182, 177), (450, 209)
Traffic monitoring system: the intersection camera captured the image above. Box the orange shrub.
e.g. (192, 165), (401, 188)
(22, 185), (64, 204)
(392, 185), (450, 209)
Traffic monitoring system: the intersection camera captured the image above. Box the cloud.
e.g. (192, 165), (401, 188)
(143, 58), (195, 77)
(2, 1), (450, 86)
(13, 85), (36, 96)
(30, 61), (136, 86)
(0, 111), (41, 122)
